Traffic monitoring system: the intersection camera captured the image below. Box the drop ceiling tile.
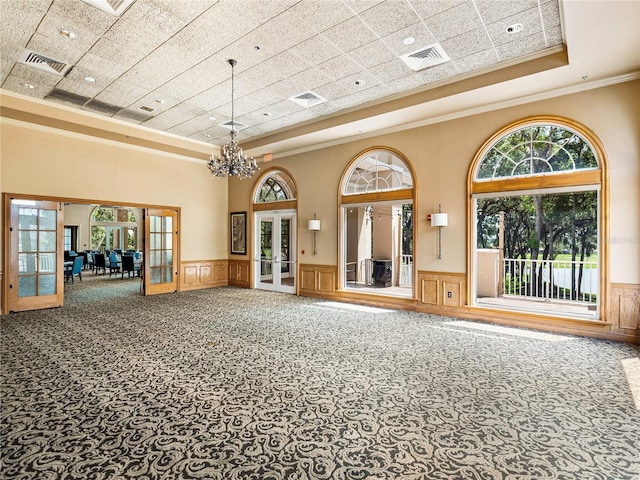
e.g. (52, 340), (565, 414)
(144, 0), (217, 23)
(2, 73), (54, 99)
(231, 89), (284, 118)
(422, 2), (482, 41)
(56, 69), (115, 97)
(94, 80), (148, 107)
(119, 1), (187, 38)
(496, 32), (547, 62)
(34, 10), (103, 50)
(540, 1), (562, 35)
(260, 100), (304, 120)
(287, 35), (344, 68)
(74, 52), (130, 79)
(241, 8), (319, 59)
(5, 63), (61, 87)
(454, 48), (499, 75)
(328, 84), (388, 110)
(26, 31), (89, 66)
(48, 0), (117, 35)
(102, 19), (168, 56)
(317, 70), (382, 102)
(484, 8), (543, 47)
(347, 40), (396, 69)
(0, 4), (47, 52)
(322, 16), (379, 53)
(380, 22), (437, 57)
(440, 27), (493, 60)
(288, 0), (356, 34)
(409, 0), (467, 20)
(368, 59), (411, 84)
(89, 37), (147, 67)
(475, 0), (538, 25)
(316, 55), (363, 82)
(342, 0), (385, 14)
(244, 51), (308, 90)
(545, 25), (563, 47)
(357, 0), (421, 38)
(270, 66), (336, 98)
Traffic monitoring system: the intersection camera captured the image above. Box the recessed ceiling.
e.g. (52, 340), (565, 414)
(0, 0), (638, 160)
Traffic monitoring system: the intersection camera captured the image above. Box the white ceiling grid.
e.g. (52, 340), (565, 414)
(1, 0), (565, 147)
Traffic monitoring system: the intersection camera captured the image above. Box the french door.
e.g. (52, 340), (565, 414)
(254, 210), (296, 294)
(8, 198), (64, 312)
(144, 208), (178, 295)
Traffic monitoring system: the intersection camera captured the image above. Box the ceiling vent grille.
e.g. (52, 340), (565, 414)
(18, 50), (72, 76)
(400, 43), (450, 72)
(289, 91), (327, 108)
(220, 120), (249, 131)
(79, 0), (135, 16)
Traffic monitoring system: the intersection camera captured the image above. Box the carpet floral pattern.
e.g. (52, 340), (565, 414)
(1, 276), (639, 479)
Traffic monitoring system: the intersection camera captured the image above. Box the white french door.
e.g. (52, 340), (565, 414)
(254, 210), (296, 294)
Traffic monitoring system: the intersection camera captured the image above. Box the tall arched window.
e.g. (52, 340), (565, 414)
(468, 116), (607, 320)
(339, 148), (415, 297)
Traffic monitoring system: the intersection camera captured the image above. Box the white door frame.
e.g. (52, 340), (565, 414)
(254, 209), (296, 294)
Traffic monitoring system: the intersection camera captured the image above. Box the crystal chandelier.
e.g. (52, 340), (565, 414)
(208, 59), (258, 179)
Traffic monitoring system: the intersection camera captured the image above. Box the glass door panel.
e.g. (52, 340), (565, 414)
(144, 209), (178, 295)
(9, 199), (63, 311)
(254, 211), (296, 293)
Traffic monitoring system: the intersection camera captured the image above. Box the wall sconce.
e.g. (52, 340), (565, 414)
(430, 204), (448, 260)
(308, 213), (321, 255)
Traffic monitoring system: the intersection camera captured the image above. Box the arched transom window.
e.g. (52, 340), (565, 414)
(476, 125), (599, 181)
(255, 170), (296, 203)
(344, 150), (413, 194)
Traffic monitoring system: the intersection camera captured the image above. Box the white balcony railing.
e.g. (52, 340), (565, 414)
(502, 257), (597, 303)
(399, 254), (413, 287)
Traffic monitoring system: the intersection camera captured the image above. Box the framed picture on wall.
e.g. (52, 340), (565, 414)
(230, 211), (247, 255)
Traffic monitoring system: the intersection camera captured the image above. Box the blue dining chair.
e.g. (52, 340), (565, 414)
(65, 256), (84, 283)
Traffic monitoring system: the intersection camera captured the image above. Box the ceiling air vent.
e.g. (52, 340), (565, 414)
(138, 105), (155, 113)
(79, 0), (135, 16)
(220, 120), (249, 131)
(18, 50), (72, 76)
(289, 91), (327, 108)
(400, 43), (450, 72)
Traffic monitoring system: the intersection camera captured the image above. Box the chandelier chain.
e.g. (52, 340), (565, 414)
(207, 58), (258, 179)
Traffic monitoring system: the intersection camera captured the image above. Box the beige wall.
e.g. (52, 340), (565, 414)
(229, 80), (640, 284)
(0, 121), (228, 262)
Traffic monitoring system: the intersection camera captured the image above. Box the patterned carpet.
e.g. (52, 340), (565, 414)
(1, 275), (639, 479)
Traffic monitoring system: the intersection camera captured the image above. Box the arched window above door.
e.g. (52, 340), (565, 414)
(255, 170), (296, 203)
(475, 124), (599, 181)
(343, 149), (413, 195)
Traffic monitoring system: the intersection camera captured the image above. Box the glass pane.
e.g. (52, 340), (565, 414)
(151, 233), (161, 249)
(39, 274), (56, 295)
(162, 250), (173, 267)
(150, 216), (160, 232)
(18, 276), (36, 297)
(163, 232), (172, 249)
(163, 267), (173, 283)
(19, 253), (37, 273)
(19, 208), (38, 230)
(150, 267), (161, 284)
(39, 231), (57, 252)
(162, 216), (172, 231)
(39, 253), (56, 273)
(150, 250), (161, 267)
(39, 209), (56, 230)
(19, 231), (38, 252)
